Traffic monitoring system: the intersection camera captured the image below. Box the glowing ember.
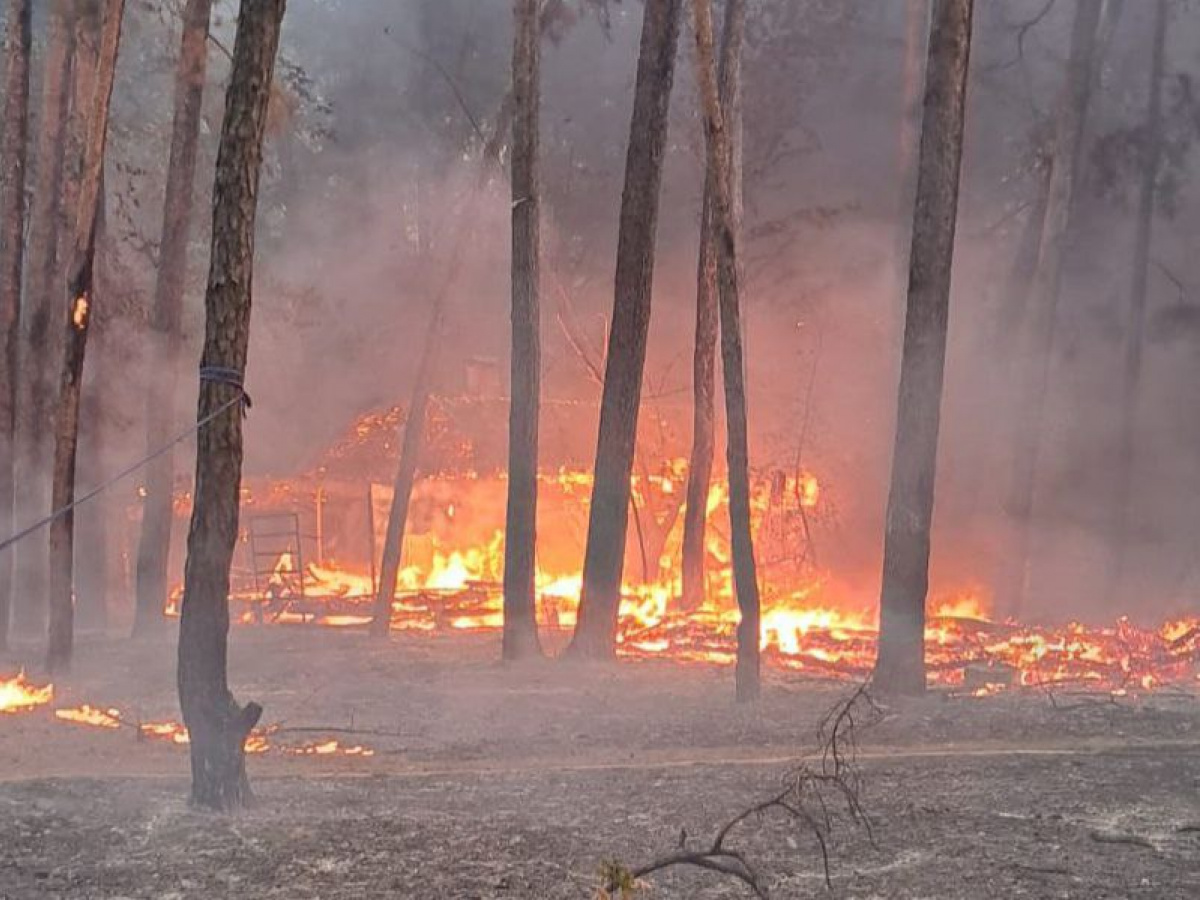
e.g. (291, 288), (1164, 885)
(0, 672), (54, 713)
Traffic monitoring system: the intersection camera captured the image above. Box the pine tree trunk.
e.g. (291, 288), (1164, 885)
(873, 0), (973, 697)
(12, 0), (75, 637)
(892, 0), (928, 344)
(1109, 0), (1166, 595)
(680, 0), (744, 615)
(0, 0), (32, 650)
(369, 308), (440, 637)
(46, 0), (125, 674)
(998, 0), (1102, 619)
(689, 0), (757, 702)
(74, 182), (112, 632)
(502, 0), (544, 661)
(134, 0), (215, 637)
(568, 0), (682, 660)
(177, 0), (283, 811)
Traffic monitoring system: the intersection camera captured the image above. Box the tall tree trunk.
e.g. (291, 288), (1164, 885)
(134, 0), (215, 637)
(0, 0), (32, 650)
(680, 0), (744, 614)
(998, 0), (1102, 619)
(177, 0), (283, 811)
(369, 306), (440, 637)
(873, 0), (973, 697)
(61, 0), (101, 266)
(892, 0), (928, 345)
(567, 0), (682, 660)
(74, 183), (110, 632)
(689, 0), (756, 701)
(502, 0), (544, 661)
(12, 0), (75, 637)
(46, 0), (125, 674)
(1109, 0), (1166, 596)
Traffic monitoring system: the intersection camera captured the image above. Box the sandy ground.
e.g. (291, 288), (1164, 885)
(1, 627), (1199, 898)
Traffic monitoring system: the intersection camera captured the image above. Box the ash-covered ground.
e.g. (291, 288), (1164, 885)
(1, 628), (1198, 898)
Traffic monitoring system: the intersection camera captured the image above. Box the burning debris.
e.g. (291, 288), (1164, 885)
(0, 672), (54, 714)
(53, 703), (374, 757)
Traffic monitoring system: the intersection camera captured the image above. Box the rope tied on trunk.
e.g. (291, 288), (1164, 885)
(200, 365), (252, 415)
(0, 371), (249, 555)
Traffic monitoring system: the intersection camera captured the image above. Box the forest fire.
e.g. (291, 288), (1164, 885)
(0, 672), (54, 714)
(159, 453), (1200, 695)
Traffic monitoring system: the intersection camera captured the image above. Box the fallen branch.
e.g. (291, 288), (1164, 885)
(599, 682), (880, 897)
(1089, 830), (1156, 850)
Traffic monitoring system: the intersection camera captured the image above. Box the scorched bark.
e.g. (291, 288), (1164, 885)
(502, 0), (545, 661)
(0, 0), (31, 649)
(689, 0), (758, 702)
(177, 0), (284, 810)
(568, 0), (682, 660)
(13, 0), (74, 636)
(46, 0), (125, 674)
(873, 0), (973, 697)
(680, 0), (744, 615)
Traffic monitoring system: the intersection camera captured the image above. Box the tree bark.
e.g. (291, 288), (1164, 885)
(1109, 0), (1166, 596)
(873, 0), (973, 698)
(502, 0), (545, 661)
(567, 0), (682, 660)
(12, 0), (75, 637)
(0, 0), (32, 650)
(369, 307), (440, 637)
(892, 0), (928, 346)
(177, 0), (283, 811)
(46, 0), (125, 674)
(689, 0), (757, 702)
(680, 0), (744, 615)
(998, 0), (1102, 619)
(134, 0), (215, 637)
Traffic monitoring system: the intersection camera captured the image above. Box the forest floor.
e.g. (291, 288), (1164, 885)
(1, 627), (1198, 898)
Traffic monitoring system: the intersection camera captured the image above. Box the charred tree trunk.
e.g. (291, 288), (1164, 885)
(1109, 0), (1166, 595)
(690, 0), (757, 702)
(502, 0), (544, 661)
(61, 0), (100, 263)
(998, 0), (1102, 619)
(46, 0), (125, 674)
(134, 0), (215, 637)
(873, 0), (973, 697)
(13, 0), (75, 637)
(680, 0), (744, 615)
(177, 0), (283, 811)
(369, 308), (440, 637)
(567, 0), (682, 660)
(0, 0), (32, 650)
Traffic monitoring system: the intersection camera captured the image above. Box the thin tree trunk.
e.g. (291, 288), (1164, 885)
(1109, 0), (1166, 595)
(680, 0), (744, 614)
(46, 0), (125, 674)
(74, 182), (110, 632)
(61, 0), (101, 269)
(12, 0), (75, 637)
(998, 0), (1102, 620)
(892, 0), (928, 346)
(134, 0), (215, 637)
(873, 0), (973, 698)
(502, 0), (544, 661)
(177, 0), (283, 811)
(0, 0), (32, 650)
(567, 0), (682, 660)
(369, 306), (440, 637)
(690, 0), (757, 702)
